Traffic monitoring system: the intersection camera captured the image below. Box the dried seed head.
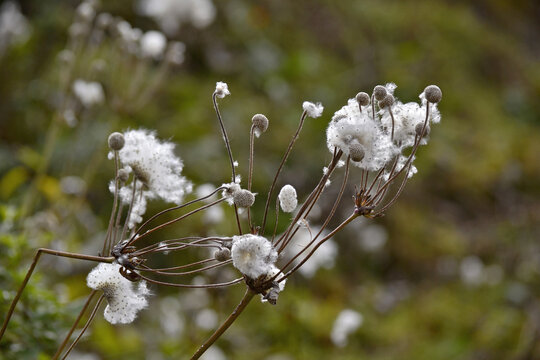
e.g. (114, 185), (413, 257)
(349, 143), (365, 162)
(215, 81), (230, 98)
(233, 189), (255, 208)
(373, 85), (387, 101)
(424, 85), (442, 103)
(278, 185), (298, 213)
(117, 168), (130, 183)
(251, 114), (269, 137)
(214, 248), (231, 261)
(108, 132), (125, 151)
(356, 92), (370, 106)
(378, 94), (395, 108)
(415, 123), (431, 137)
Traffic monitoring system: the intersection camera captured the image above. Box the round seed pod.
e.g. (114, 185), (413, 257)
(356, 92), (370, 106)
(251, 114), (269, 135)
(424, 85), (442, 103)
(348, 143), (365, 162)
(233, 189), (255, 208)
(415, 123), (431, 137)
(378, 94), (395, 108)
(108, 132), (125, 151)
(117, 168), (130, 183)
(214, 248), (231, 261)
(373, 85), (387, 101)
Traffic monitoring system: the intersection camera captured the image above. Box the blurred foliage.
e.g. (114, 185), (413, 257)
(0, 0), (539, 359)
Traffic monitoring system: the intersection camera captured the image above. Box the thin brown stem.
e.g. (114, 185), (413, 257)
(128, 198), (225, 246)
(191, 287), (255, 360)
(0, 249), (112, 340)
(278, 213), (358, 282)
(212, 92), (242, 235)
(52, 291), (97, 360)
(61, 295), (105, 360)
(137, 273), (243, 288)
(261, 111), (308, 233)
(132, 186), (225, 241)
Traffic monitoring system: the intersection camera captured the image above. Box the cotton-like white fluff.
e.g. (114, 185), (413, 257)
(302, 101), (324, 118)
(140, 30), (167, 59)
(330, 309), (363, 347)
(113, 129), (192, 205)
(215, 81), (230, 98)
(87, 263), (150, 324)
(327, 98), (397, 171)
(137, 0), (216, 35)
(231, 234), (277, 279)
(278, 184), (298, 213)
(380, 102), (426, 149)
(72, 79), (104, 107)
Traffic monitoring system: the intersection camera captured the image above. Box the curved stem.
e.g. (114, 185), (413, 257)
(191, 287), (255, 360)
(212, 92), (242, 235)
(261, 111), (308, 234)
(52, 291), (97, 360)
(0, 249), (112, 341)
(61, 295), (105, 360)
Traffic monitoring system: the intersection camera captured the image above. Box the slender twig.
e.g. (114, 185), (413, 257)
(103, 151), (120, 255)
(128, 198), (226, 246)
(61, 295), (105, 360)
(52, 291), (98, 360)
(212, 92), (242, 235)
(261, 111), (308, 233)
(131, 186), (225, 241)
(137, 273), (243, 289)
(191, 287), (255, 360)
(0, 249), (112, 340)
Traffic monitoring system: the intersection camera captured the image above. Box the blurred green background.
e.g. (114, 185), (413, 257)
(1, 0), (539, 359)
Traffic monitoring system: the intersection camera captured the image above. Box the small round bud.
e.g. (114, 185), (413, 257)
(348, 143), (365, 162)
(378, 94), (394, 108)
(373, 85), (387, 101)
(424, 85), (442, 103)
(108, 132), (125, 151)
(251, 114), (269, 136)
(415, 123), (431, 137)
(214, 248), (231, 261)
(233, 189), (255, 208)
(356, 92), (370, 106)
(117, 168), (129, 183)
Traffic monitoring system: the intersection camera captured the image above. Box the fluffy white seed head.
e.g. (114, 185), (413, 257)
(278, 184), (297, 213)
(302, 101), (324, 118)
(251, 114), (269, 137)
(231, 234), (277, 279)
(215, 81), (230, 98)
(140, 30), (167, 59)
(87, 263), (150, 324)
(327, 98), (397, 171)
(112, 129), (192, 205)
